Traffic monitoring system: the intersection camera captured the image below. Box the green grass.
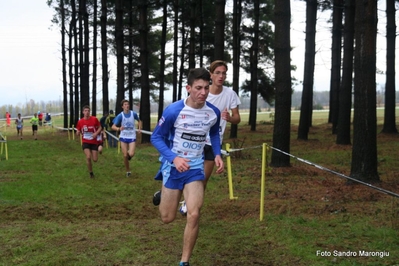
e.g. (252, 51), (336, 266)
(0, 116), (398, 265)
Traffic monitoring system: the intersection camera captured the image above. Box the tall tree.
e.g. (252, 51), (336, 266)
(73, 0), (80, 123)
(115, 0), (125, 114)
(158, 0), (168, 121)
(172, 0), (179, 102)
(271, 0), (291, 167)
(240, 0), (275, 117)
(79, 0), (90, 109)
(336, 0), (355, 145)
(230, 0), (242, 139)
(92, 0), (98, 115)
(68, 7), (75, 128)
(199, 0), (204, 66)
(101, 0), (109, 113)
(60, 0), (68, 129)
(248, 0), (260, 131)
(329, 0), (343, 134)
(138, 0), (151, 143)
(128, 0), (134, 108)
(351, 0), (379, 182)
(178, 6), (187, 100)
(91, 0), (98, 116)
(381, 0), (397, 133)
(214, 0), (226, 60)
(188, 0), (197, 69)
(297, 0), (317, 140)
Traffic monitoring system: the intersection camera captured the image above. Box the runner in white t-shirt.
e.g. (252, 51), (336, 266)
(204, 60), (241, 188)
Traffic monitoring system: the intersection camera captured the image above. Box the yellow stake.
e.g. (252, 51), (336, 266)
(5, 136), (8, 160)
(226, 143), (238, 200)
(260, 143), (267, 221)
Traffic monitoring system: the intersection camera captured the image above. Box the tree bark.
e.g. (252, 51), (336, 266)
(172, 0), (179, 102)
(115, 0), (124, 114)
(92, 0), (98, 115)
(214, 0), (226, 60)
(336, 0), (355, 145)
(271, 0), (291, 167)
(329, 0), (343, 134)
(158, 0), (167, 121)
(73, 0), (80, 122)
(101, 0), (109, 113)
(381, 0), (397, 133)
(60, 0), (68, 129)
(351, 0), (379, 182)
(138, 1), (151, 143)
(188, 0), (196, 69)
(68, 12), (75, 128)
(79, 0), (90, 109)
(297, 0), (317, 140)
(249, 0), (259, 131)
(230, 0), (242, 139)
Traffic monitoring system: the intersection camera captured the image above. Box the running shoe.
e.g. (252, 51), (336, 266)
(153, 190), (161, 206)
(179, 200), (187, 216)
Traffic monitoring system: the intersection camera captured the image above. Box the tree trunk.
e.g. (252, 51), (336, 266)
(249, 0), (259, 131)
(73, 0), (80, 123)
(271, 0), (291, 167)
(79, 0), (90, 109)
(60, 0), (68, 129)
(381, 0), (397, 133)
(158, 0), (167, 121)
(329, 0), (343, 134)
(101, 0), (109, 113)
(115, 0), (124, 115)
(128, 0), (134, 108)
(214, 0), (225, 60)
(138, 1), (151, 143)
(199, 0), (204, 66)
(336, 0), (355, 145)
(178, 13), (186, 100)
(189, 0), (196, 69)
(351, 0), (379, 182)
(297, 0), (317, 140)
(68, 15), (75, 128)
(172, 0), (179, 102)
(92, 0), (98, 115)
(230, 0), (242, 139)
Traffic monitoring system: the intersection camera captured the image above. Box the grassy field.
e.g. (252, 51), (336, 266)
(0, 112), (398, 265)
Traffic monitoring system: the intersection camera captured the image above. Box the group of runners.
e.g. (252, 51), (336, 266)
(75, 60), (241, 266)
(14, 112), (49, 140)
(76, 99), (142, 179)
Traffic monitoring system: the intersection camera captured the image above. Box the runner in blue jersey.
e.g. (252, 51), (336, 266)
(111, 99), (142, 177)
(151, 68), (224, 266)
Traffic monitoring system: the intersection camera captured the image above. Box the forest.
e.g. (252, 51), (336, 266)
(42, 0), (398, 182)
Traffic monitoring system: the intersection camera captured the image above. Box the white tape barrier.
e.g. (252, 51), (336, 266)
(268, 145), (399, 199)
(53, 126), (75, 131)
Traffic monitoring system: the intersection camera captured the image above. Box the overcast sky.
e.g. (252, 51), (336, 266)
(0, 1), (390, 108)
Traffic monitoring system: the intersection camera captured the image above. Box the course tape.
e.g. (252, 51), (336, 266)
(53, 125), (398, 198)
(268, 145), (399, 199)
(53, 126), (74, 131)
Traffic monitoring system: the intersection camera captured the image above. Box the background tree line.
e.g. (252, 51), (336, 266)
(46, 0), (397, 183)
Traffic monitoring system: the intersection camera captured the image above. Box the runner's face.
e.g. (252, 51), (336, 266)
(186, 79), (209, 107)
(123, 102), (130, 111)
(82, 108), (90, 118)
(210, 65), (227, 87)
